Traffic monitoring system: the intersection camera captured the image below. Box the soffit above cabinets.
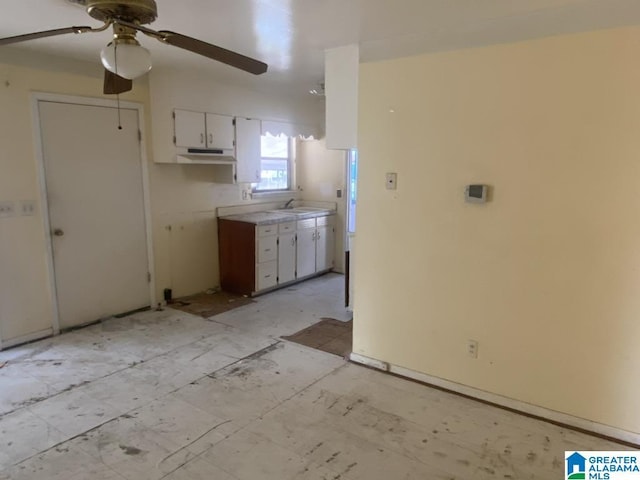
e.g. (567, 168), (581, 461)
(2, 0), (640, 99)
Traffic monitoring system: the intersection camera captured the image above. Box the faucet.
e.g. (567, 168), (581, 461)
(284, 198), (295, 209)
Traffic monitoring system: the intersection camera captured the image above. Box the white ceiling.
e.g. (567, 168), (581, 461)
(1, 0), (640, 98)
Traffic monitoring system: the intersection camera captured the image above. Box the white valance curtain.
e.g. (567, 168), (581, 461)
(261, 120), (320, 140)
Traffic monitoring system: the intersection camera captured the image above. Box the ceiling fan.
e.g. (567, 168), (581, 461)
(0, 0), (268, 94)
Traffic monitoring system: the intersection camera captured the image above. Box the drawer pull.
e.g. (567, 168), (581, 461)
(265, 274), (272, 278)
(265, 248), (271, 252)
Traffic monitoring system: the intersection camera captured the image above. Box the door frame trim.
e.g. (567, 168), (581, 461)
(30, 92), (156, 335)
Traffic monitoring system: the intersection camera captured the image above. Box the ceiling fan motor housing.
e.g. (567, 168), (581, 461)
(86, 0), (158, 25)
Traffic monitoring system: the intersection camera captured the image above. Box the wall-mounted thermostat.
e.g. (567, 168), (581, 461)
(465, 184), (488, 203)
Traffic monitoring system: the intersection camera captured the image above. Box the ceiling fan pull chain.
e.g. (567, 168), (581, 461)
(114, 43), (123, 130)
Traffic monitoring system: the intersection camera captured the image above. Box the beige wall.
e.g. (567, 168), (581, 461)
(0, 59), (325, 344)
(148, 67), (324, 299)
(354, 26), (640, 434)
(296, 139), (347, 273)
(0, 60), (150, 343)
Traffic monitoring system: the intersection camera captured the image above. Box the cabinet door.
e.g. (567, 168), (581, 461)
(235, 117), (261, 183)
(174, 109), (206, 148)
(278, 232), (296, 284)
(205, 113), (235, 150)
(296, 228), (316, 278)
(315, 225), (334, 272)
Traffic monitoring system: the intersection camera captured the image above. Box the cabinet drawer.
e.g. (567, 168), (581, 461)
(257, 235), (277, 263)
(297, 218), (316, 230)
(316, 215), (334, 227)
(279, 221), (296, 234)
(257, 224), (277, 237)
(256, 261), (277, 291)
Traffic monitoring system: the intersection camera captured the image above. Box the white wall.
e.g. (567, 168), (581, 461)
(354, 26), (640, 435)
(148, 67), (324, 298)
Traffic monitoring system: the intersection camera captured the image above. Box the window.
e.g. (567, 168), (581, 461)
(254, 133), (291, 191)
(347, 149), (358, 233)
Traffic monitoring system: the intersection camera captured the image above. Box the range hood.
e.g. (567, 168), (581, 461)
(175, 146), (235, 164)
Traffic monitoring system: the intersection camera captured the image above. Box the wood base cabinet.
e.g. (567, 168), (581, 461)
(218, 214), (335, 296)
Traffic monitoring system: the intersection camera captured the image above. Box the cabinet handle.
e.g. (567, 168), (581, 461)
(209, 133), (213, 144)
(317, 231), (321, 240)
(265, 248), (271, 252)
(291, 237), (295, 246)
(200, 133), (204, 144)
(265, 274), (271, 278)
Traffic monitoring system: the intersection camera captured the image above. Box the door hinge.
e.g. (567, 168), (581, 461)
(232, 118), (236, 126)
(172, 111), (175, 119)
(138, 130), (142, 142)
(277, 276), (279, 283)
(173, 136), (176, 145)
(147, 272), (151, 283)
(277, 238), (279, 245)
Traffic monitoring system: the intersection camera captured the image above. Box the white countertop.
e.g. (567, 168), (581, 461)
(220, 208), (335, 225)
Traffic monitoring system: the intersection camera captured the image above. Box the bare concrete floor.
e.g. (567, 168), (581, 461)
(0, 273), (628, 479)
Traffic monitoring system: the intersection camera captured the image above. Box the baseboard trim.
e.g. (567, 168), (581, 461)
(0, 328), (53, 351)
(349, 352), (640, 447)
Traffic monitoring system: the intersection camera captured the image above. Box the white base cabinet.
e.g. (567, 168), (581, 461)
(296, 216), (335, 279)
(219, 214), (335, 296)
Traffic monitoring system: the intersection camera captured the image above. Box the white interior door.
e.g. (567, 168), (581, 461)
(39, 100), (150, 329)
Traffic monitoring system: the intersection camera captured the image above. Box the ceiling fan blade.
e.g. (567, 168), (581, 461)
(158, 31), (268, 75)
(0, 26), (94, 46)
(103, 69), (133, 95)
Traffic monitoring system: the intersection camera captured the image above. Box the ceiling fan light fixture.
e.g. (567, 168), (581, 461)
(100, 39), (152, 80)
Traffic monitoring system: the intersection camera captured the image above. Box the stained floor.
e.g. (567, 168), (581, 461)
(0, 273), (628, 479)
(283, 318), (352, 358)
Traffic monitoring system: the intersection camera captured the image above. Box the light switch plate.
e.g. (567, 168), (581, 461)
(385, 172), (397, 190)
(20, 200), (36, 216)
(0, 201), (15, 218)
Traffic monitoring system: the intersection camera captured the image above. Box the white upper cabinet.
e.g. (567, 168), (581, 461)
(174, 109), (206, 148)
(234, 117), (261, 184)
(325, 44), (359, 150)
(206, 113), (235, 150)
(174, 109), (234, 151)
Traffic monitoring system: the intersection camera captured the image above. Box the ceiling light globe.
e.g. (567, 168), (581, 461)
(100, 42), (152, 80)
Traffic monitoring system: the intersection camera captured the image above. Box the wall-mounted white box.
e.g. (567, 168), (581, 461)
(385, 173), (397, 190)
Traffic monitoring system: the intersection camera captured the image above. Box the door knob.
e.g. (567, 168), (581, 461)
(53, 228), (64, 237)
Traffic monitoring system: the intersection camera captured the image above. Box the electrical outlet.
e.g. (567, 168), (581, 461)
(20, 200), (36, 216)
(0, 201), (15, 218)
(467, 339), (478, 358)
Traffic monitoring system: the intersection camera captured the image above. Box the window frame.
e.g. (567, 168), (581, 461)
(252, 134), (293, 192)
